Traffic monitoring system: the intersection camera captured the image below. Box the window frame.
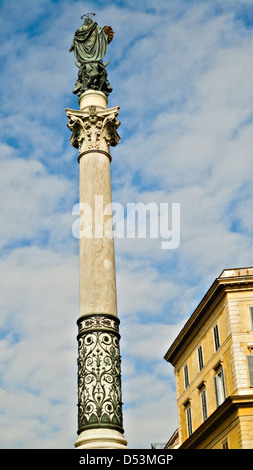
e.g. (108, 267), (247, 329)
(247, 355), (253, 387)
(197, 345), (204, 371)
(214, 366), (226, 407)
(249, 307), (253, 330)
(222, 438), (229, 449)
(184, 363), (189, 389)
(213, 323), (220, 351)
(200, 388), (208, 421)
(185, 404), (193, 437)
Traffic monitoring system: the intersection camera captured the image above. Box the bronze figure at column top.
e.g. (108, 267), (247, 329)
(69, 16), (114, 97)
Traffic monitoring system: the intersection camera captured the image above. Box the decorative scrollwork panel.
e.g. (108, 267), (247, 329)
(77, 314), (124, 434)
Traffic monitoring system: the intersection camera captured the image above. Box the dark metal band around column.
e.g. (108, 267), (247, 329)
(76, 313), (124, 435)
(78, 149), (112, 163)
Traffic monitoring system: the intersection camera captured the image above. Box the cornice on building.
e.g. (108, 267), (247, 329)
(179, 394), (253, 449)
(164, 267), (253, 366)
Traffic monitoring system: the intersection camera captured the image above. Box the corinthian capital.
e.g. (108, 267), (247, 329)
(65, 105), (121, 159)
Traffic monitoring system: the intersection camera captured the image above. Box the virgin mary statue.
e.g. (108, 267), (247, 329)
(69, 17), (114, 97)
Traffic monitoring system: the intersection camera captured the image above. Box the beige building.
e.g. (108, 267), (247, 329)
(164, 267), (253, 449)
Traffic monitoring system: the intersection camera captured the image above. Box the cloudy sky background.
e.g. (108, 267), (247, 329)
(0, 0), (253, 449)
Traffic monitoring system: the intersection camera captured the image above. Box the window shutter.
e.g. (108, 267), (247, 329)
(220, 368), (226, 399)
(222, 439), (229, 449)
(198, 346), (204, 371)
(247, 355), (253, 387)
(250, 307), (253, 330)
(184, 364), (189, 388)
(214, 375), (219, 406)
(213, 324), (220, 351)
(201, 389), (208, 421)
(186, 406), (192, 436)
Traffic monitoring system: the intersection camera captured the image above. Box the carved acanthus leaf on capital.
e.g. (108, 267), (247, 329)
(66, 105), (121, 157)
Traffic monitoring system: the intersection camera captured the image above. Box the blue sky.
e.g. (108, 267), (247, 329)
(1, 0), (253, 449)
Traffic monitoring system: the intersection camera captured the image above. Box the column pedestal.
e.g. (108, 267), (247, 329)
(75, 428), (127, 449)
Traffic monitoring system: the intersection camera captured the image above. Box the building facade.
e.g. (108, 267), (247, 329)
(164, 267), (253, 449)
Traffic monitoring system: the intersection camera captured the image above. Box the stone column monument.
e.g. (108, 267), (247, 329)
(66, 14), (127, 449)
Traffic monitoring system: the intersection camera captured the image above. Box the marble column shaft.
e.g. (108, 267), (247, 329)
(66, 91), (127, 449)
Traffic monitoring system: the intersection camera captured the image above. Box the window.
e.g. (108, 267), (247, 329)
(186, 405), (193, 437)
(249, 307), (253, 330)
(200, 388), (208, 421)
(247, 355), (253, 387)
(213, 324), (220, 351)
(222, 438), (229, 449)
(198, 345), (204, 371)
(214, 367), (226, 407)
(184, 364), (189, 389)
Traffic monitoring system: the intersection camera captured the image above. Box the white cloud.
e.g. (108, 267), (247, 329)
(0, 387), (75, 449)
(0, 144), (76, 251)
(0, 246), (78, 448)
(122, 373), (177, 449)
(116, 260), (181, 316)
(119, 318), (185, 448)
(121, 320), (185, 363)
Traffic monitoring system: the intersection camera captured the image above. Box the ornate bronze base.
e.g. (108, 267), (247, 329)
(77, 313), (124, 435)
